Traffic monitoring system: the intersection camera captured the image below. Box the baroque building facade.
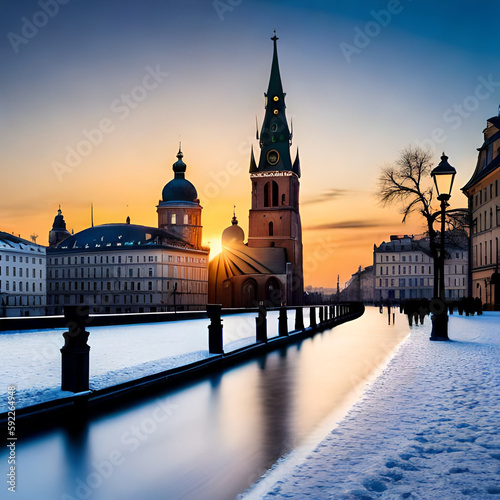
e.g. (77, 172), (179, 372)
(208, 34), (304, 307)
(47, 150), (209, 314)
(462, 111), (500, 309)
(373, 234), (468, 304)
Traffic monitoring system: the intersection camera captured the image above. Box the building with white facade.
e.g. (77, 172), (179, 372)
(0, 232), (46, 316)
(47, 149), (209, 314)
(373, 234), (468, 304)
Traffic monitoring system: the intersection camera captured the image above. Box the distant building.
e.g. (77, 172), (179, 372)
(373, 234), (468, 303)
(47, 150), (209, 314)
(462, 111), (500, 310)
(208, 34), (303, 307)
(48, 207), (71, 247)
(342, 266), (374, 303)
(0, 232), (46, 316)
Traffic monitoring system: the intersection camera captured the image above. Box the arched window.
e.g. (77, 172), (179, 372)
(264, 182), (270, 207)
(272, 181), (279, 206)
(281, 193), (286, 205)
(171, 213), (177, 224)
(269, 221), (274, 236)
(184, 214), (189, 225)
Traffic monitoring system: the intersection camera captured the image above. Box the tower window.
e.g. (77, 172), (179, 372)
(281, 193), (285, 205)
(264, 182), (270, 207)
(272, 181), (279, 207)
(269, 221), (274, 236)
(184, 214), (189, 225)
(171, 213), (177, 224)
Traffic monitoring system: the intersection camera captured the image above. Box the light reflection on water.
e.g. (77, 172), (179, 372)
(6, 307), (409, 500)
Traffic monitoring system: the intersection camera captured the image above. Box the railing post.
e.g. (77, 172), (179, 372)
(295, 307), (304, 331)
(207, 304), (224, 354)
(256, 305), (267, 343)
(61, 306), (90, 393)
(319, 306), (324, 324)
(310, 306), (316, 329)
(278, 307), (288, 336)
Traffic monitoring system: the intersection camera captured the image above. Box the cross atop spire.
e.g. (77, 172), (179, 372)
(271, 30), (278, 43)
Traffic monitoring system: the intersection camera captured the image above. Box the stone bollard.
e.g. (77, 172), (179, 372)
(207, 304), (224, 354)
(256, 305), (267, 343)
(310, 306), (316, 329)
(61, 306), (90, 393)
(295, 307), (304, 331)
(278, 307), (288, 337)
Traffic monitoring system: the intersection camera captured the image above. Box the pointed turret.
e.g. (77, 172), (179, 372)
(249, 145), (258, 173)
(292, 148), (301, 178)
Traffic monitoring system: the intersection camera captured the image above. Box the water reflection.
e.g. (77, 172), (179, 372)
(5, 308), (409, 500)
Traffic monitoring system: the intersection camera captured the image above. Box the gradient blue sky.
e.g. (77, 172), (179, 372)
(1, 0), (500, 286)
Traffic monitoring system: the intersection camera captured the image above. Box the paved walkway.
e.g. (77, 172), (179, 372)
(247, 312), (500, 500)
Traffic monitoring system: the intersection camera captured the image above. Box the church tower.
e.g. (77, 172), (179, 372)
(48, 207), (71, 247)
(248, 33), (303, 305)
(157, 148), (203, 249)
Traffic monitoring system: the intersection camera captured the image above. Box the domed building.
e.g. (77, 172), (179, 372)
(46, 149), (209, 315)
(48, 207), (71, 247)
(208, 212), (288, 308)
(157, 148), (203, 249)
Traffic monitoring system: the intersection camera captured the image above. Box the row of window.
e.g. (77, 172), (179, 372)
(0, 255), (44, 264)
(0, 281), (43, 293)
(48, 255), (206, 265)
(474, 179), (498, 208)
(377, 277), (465, 288)
(0, 267), (43, 278)
(376, 254), (424, 263)
(379, 265), (432, 276)
(473, 206), (499, 234)
(473, 239), (499, 267)
(48, 279), (208, 294)
(2, 295), (44, 306)
(48, 266), (208, 281)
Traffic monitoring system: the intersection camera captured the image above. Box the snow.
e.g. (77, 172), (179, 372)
(243, 312), (500, 500)
(1, 310), (284, 412)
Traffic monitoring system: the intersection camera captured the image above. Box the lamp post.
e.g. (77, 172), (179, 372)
(429, 153), (456, 341)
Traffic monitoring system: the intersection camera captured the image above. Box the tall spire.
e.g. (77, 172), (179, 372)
(267, 30), (284, 99)
(256, 32), (293, 173)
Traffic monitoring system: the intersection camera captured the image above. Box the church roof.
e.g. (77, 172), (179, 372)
(49, 223), (192, 252)
(209, 239), (287, 284)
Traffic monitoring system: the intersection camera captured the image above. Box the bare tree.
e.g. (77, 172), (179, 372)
(378, 146), (468, 298)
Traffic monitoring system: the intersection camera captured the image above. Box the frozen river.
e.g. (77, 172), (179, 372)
(1, 307), (409, 499)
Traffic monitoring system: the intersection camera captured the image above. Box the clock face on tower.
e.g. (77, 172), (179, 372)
(267, 149), (280, 166)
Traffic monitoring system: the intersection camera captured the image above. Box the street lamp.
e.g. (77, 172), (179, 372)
(430, 153), (456, 341)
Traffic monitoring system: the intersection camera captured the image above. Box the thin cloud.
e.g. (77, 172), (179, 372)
(305, 220), (388, 230)
(302, 189), (352, 205)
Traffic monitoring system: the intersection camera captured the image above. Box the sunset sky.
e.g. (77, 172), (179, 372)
(2, 0), (500, 287)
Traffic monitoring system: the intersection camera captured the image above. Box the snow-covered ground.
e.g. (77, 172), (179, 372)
(244, 312), (500, 500)
(1, 310), (288, 412)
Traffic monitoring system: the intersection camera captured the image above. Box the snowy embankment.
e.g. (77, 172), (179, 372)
(1, 311), (283, 412)
(245, 312), (500, 500)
